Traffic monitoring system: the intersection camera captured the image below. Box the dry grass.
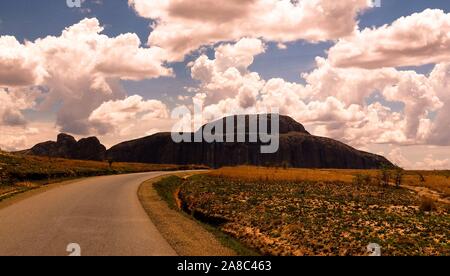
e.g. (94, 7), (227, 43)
(14, 182), (40, 188)
(209, 166), (377, 183)
(210, 167), (450, 199)
(180, 174), (450, 256)
(0, 186), (15, 195)
(403, 172), (450, 198)
(0, 152), (208, 199)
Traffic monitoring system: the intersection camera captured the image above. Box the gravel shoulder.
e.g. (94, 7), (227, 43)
(138, 173), (236, 256)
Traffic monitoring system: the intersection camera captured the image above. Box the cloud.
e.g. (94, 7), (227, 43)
(387, 148), (413, 168)
(328, 9), (450, 69)
(189, 38), (448, 148)
(88, 95), (171, 137)
(416, 155), (450, 170)
(303, 57), (442, 142)
(388, 148), (450, 170)
(0, 122), (59, 152)
(0, 18), (172, 135)
(0, 36), (46, 86)
(427, 62), (450, 145)
(129, 0), (372, 61)
(0, 87), (39, 127)
(190, 38), (267, 106)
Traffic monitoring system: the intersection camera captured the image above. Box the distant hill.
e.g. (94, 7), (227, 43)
(23, 114), (393, 169)
(106, 114), (393, 169)
(27, 133), (106, 161)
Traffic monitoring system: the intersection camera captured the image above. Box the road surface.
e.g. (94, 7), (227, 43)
(0, 172), (178, 256)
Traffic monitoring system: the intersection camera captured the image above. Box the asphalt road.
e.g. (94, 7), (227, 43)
(0, 172), (178, 256)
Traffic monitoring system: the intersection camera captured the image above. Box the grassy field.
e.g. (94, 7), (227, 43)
(402, 171), (450, 199)
(210, 166), (450, 199)
(0, 152), (207, 201)
(170, 167), (450, 256)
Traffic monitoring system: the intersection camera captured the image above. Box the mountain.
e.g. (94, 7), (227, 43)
(28, 133), (106, 161)
(106, 114), (393, 169)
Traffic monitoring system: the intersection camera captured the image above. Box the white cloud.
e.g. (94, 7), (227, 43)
(189, 38), (448, 148)
(129, 0), (372, 61)
(416, 155), (450, 170)
(190, 38), (267, 106)
(388, 148), (450, 170)
(0, 36), (46, 86)
(88, 95), (171, 139)
(427, 62), (450, 145)
(0, 18), (172, 135)
(328, 9), (450, 69)
(0, 122), (59, 152)
(0, 87), (39, 127)
(304, 57), (442, 143)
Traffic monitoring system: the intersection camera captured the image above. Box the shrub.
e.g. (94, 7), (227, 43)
(394, 168), (404, 188)
(419, 197), (436, 212)
(417, 172), (425, 182)
(353, 174), (371, 186)
(378, 164), (390, 187)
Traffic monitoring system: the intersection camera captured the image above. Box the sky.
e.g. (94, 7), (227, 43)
(0, 0), (450, 169)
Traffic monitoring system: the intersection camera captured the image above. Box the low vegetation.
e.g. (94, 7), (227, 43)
(172, 167), (449, 256)
(0, 152), (207, 201)
(153, 176), (258, 256)
(211, 166), (450, 199)
(209, 166), (360, 183)
(402, 171), (450, 198)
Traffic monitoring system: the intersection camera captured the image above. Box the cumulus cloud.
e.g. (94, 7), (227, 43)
(129, 0), (372, 61)
(427, 62), (450, 145)
(0, 18), (172, 135)
(0, 122), (59, 152)
(189, 38), (448, 148)
(89, 95), (170, 141)
(190, 38), (267, 106)
(0, 87), (39, 127)
(329, 9), (450, 69)
(303, 57), (442, 142)
(416, 155), (450, 170)
(388, 148), (450, 170)
(0, 36), (46, 86)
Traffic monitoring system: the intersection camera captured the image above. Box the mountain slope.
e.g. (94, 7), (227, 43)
(107, 114), (393, 169)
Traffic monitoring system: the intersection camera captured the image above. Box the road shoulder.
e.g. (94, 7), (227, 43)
(138, 174), (236, 256)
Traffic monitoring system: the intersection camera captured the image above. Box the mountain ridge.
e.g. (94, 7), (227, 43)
(25, 114), (394, 169)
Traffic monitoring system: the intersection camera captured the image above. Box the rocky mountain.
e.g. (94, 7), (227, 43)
(106, 114), (393, 169)
(29, 133), (106, 161)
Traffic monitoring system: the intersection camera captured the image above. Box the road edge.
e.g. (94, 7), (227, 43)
(137, 173), (237, 256)
(0, 177), (90, 211)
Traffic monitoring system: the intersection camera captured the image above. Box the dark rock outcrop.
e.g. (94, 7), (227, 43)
(106, 114), (393, 169)
(30, 133), (106, 161)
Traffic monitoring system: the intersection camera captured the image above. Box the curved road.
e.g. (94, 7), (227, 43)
(0, 172), (177, 256)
